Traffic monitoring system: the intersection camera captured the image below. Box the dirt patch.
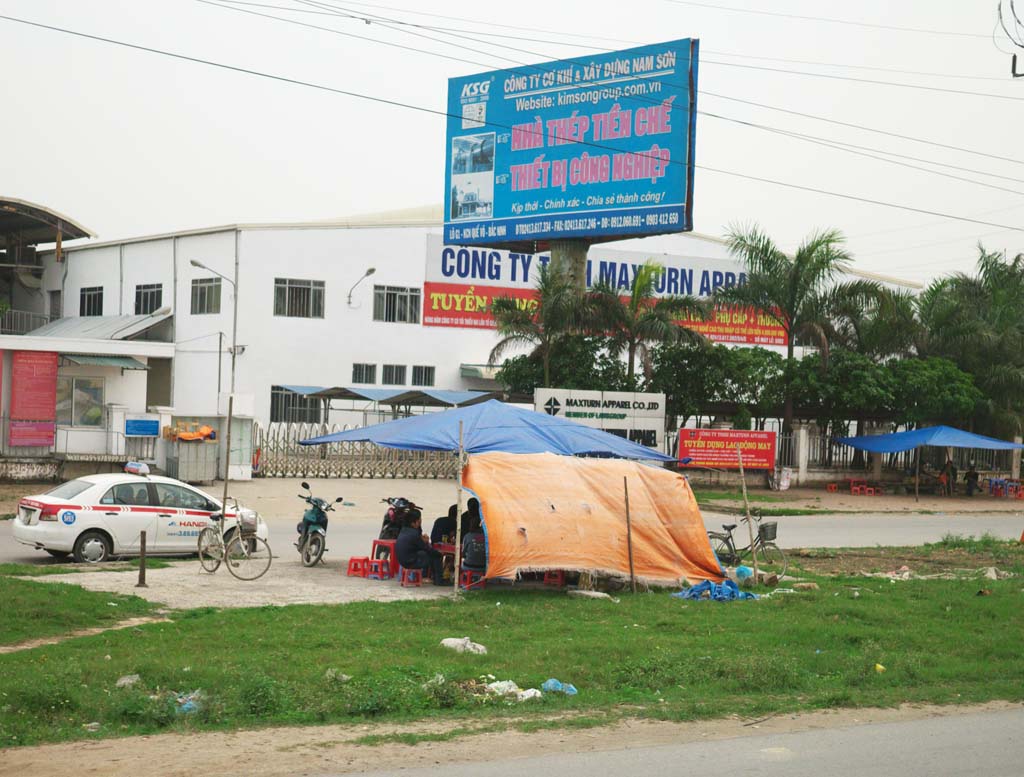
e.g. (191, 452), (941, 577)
(789, 545), (1023, 576)
(0, 616), (172, 655)
(0, 701), (1016, 777)
(701, 486), (1024, 515)
(26, 558), (451, 609)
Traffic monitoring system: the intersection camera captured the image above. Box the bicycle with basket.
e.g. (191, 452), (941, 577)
(197, 497), (273, 581)
(706, 509), (788, 579)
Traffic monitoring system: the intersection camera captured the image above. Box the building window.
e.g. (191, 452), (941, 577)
(373, 285), (420, 324)
(269, 386), (322, 424)
(411, 365), (435, 387)
(56, 377), (105, 426)
(48, 290), (62, 319)
(135, 283), (163, 315)
(352, 363), (376, 384)
(191, 278), (222, 315)
(274, 278), (325, 318)
(79, 287), (103, 317)
(382, 364), (406, 386)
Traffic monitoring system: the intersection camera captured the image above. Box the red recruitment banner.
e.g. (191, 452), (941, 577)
(9, 421), (57, 447)
(678, 429), (777, 470)
(11, 350), (58, 419)
(422, 282), (787, 346)
(679, 306), (787, 346)
(422, 281), (536, 328)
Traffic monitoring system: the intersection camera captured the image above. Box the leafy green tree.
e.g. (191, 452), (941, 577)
(888, 357), (982, 428)
(714, 225), (881, 432)
(489, 265), (581, 387)
(649, 342), (783, 430)
(790, 349), (895, 438)
(586, 261), (706, 382)
(495, 335), (637, 394)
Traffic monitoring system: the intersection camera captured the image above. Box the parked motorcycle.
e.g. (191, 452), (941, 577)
(295, 481), (348, 567)
(378, 497), (421, 540)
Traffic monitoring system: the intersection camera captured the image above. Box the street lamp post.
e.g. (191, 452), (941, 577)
(191, 259), (238, 512)
(347, 267), (376, 306)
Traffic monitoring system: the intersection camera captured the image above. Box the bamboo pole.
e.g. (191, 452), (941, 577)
(915, 447), (920, 503)
(623, 476), (636, 594)
(452, 421), (465, 595)
(736, 443), (759, 583)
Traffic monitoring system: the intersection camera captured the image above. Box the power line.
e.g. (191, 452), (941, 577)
(285, 0), (1024, 102)
(700, 91), (1024, 167)
(665, 0), (992, 39)
(216, 0), (1017, 82)
(845, 203), (1024, 242)
(700, 57), (1024, 103)
(277, 1), (1024, 167)
(207, 0), (1024, 189)
(2, 12), (1022, 238)
(701, 111), (1024, 197)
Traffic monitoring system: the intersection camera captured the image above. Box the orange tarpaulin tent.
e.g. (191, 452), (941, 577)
(463, 452), (724, 586)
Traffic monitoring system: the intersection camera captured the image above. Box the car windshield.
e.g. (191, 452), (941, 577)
(44, 480), (94, 500)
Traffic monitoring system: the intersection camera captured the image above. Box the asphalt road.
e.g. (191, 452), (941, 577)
(352, 707), (1024, 777)
(5, 509), (1024, 565)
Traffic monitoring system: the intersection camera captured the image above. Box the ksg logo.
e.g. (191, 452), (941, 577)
(461, 80), (491, 99)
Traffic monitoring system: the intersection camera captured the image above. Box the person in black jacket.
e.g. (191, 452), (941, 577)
(395, 511), (445, 585)
(430, 504), (458, 544)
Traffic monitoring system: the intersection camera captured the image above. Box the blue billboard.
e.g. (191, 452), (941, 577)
(444, 39), (699, 248)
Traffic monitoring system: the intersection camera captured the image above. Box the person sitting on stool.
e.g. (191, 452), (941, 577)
(461, 514), (486, 574)
(431, 504), (458, 544)
(396, 510), (445, 585)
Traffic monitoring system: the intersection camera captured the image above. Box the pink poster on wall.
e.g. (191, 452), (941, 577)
(10, 351), (58, 447)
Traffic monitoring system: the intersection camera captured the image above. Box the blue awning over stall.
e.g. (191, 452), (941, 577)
(837, 425), (1024, 453)
(300, 399), (672, 461)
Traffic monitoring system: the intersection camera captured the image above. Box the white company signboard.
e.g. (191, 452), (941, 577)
(534, 389), (667, 450)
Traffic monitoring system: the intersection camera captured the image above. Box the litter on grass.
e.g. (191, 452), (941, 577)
(672, 579), (759, 601)
(440, 637), (488, 655)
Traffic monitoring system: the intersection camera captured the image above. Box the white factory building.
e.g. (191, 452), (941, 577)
(0, 199), (916, 479)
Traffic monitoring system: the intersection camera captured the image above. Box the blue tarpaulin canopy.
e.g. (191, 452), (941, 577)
(837, 425), (1024, 454)
(300, 399), (672, 461)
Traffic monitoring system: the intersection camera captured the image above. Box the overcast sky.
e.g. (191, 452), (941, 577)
(2, 0), (1022, 284)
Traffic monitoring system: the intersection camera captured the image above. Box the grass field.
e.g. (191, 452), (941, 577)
(1, 537), (1022, 748)
(0, 577), (155, 647)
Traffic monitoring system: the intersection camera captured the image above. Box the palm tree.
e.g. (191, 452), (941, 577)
(488, 265), (581, 387)
(587, 261), (707, 382)
(829, 287), (920, 362)
(714, 225), (881, 433)
(917, 247), (1024, 435)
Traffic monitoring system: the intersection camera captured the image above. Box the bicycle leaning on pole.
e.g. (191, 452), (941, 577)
(197, 496), (273, 581)
(707, 509), (788, 579)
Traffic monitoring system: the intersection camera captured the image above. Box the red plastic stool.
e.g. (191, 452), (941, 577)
(346, 556), (370, 577)
(543, 570), (566, 587)
(459, 568), (485, 590)
(826, 483), (838, 493)
(851, 486), (863, 496)
(400, 567), (422, 587)
(864, 487), (876, 496)
(367, 558), (391, 580)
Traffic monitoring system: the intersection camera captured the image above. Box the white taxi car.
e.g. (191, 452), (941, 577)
(12, 473), (268, 563)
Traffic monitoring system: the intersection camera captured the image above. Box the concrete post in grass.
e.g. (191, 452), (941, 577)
(1013, 436), (1022, 480)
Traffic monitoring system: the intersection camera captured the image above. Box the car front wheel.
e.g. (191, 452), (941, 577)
(73, 531), (112, 564)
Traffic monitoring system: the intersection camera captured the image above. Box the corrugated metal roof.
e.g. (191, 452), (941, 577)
(29, 313), (172, 341)
(63, 355), (149, 370)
